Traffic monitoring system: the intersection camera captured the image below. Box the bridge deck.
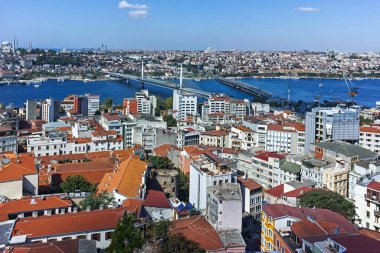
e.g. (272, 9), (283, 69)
(215, 78), (272, 100)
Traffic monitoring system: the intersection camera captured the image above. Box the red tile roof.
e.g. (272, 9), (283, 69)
(331, 234), (380, 253)
(143, 190), (171, 208)
(153, 144), (180, 157)
(254, 152), (286, 162)
(0, 196), (73, 222)
(291, 220), (327, 238)
(122, 198), (144, 217)
(170, 216), (223, 251)
(102, 113), (122, 121)
(368, 181), (380, 192)
(0, 153), (37, 183)
(265, 184), (284, 197)
(13, 207), (129, 239)
(282, 187), (317, 198)
(361, 126), (380, 134)
(238, 177), (262, 191)
(7, 239), (87, 253)
(233, 125), (256, 133)
(200, 130), (228, 137)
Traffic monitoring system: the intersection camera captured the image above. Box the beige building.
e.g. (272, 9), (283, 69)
(199, 130), (228, 147)
(323, 165), (350, 197)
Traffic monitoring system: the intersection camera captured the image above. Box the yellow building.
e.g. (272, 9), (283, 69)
(323, 166), (349, 197)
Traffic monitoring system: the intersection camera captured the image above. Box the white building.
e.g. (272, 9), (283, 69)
(173, 90), (198, 121)
(305, 105), (360, 153)
(238, 177), (263, 221)
(41, 98), (56, 123)
(85, 94), (100, 116)
(189, 154), (237, 210)
(360, 126), (380, 153)
(355, 175), (380, 231)
(266, 123), (305, 154)
(135, 90), (156, 115)
(349, 159), (380, 201)
(206, 183), (242, 232)
(202, 94), (250, 120)
(227, 126), (257, 150)
(25, 100), (37, 121)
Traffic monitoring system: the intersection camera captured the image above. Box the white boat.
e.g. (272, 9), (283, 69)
(319, 83), (324, 87)
(34, 84), (40, 88)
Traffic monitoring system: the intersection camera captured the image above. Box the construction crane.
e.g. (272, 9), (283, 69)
(343, 74), (358, 102)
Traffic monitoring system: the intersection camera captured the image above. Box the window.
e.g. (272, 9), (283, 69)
(106, 232), (113, 240)
(287, 220), (292, 226)
(91, 233), (101, 241)
(367, 211), (370, 218)
(77, 235), (86, 239)
(62, 237), (72, 241)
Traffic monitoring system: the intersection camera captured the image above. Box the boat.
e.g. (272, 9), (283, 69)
(319, 83), (324, 87)
(194, 78), (200, 82)
(34, 84), (40, 88)
(83, 79), (90, 83)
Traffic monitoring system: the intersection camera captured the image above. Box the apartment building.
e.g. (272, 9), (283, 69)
(173, 90), (198, 121)
(237, 177), (263, 221)
(202, 94), (250, 120)
(199, 130), (228, 147)
(227, 125), (257, 150)
(0, 124), (16, 153)
(123, 90), (156, 115)
(189, 154), (237, 210)
(360, 126), (380, 153)
(266, 123), (305, 154)
(41, 98), (60, 123)
(206, 183), (242, 232)
(305, 105), (360, 153)
(85, 94), (100, 116)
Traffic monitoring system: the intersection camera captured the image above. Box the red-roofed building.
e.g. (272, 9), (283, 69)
(261, 204), (358, 252)
(11, 207), (133, 250)
(6, 239), (97, 253)
(143, 190), (173, 221)
(200, 130), (228, 147)
(360, 125), (380, 153)
(153, 144), (181, 168)
(238, 177), (263, 221)
(266, 122), (306, 154)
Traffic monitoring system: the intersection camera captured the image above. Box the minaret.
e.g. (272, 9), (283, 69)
(179, 64), (183, 89)
(288, 83), (291, 101)
(141, 61), (144, 79)
(13, 36), (16, 54)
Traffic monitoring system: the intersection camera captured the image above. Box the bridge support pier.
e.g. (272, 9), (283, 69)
(140, 82), (144, 89)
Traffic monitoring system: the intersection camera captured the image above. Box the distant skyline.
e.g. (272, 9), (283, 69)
(1, 0), (380, 52)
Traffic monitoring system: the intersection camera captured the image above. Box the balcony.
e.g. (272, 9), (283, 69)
(374, 210), (380, 217)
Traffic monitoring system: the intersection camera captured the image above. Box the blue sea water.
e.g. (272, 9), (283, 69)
(0, 78), (379, 107)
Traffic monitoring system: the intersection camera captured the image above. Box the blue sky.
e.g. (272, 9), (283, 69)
(1, 0), (379, 51)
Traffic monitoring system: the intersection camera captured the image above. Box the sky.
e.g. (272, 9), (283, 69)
(1, 0), (379, 51)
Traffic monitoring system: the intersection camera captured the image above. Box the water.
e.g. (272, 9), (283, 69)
(0, 78), (379, 107)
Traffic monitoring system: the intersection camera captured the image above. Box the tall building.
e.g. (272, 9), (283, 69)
(123, 90), (156, 115)
(360, 126), (380, 153)
(173, 90), (198, 121)
(202, 94), (250, 120)
(206, 183), (242, 232)
(85, 94), (100, 116)
(25, 100), (37, 121)
(172, 65), (198, 121)
(305, 105), (360, 153)
(41, 98), (59, 123)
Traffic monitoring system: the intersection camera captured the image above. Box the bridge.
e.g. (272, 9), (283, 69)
(105, 71), (211, 98)
(215, 77), (272, 100)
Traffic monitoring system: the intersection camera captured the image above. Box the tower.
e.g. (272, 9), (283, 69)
(288, 83), (291, 101)
(179, 64), (183, 89)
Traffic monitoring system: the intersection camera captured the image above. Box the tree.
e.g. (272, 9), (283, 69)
(104, 98), (113, 110)
(60, 175), (95, 193)
(159, 234), (204, 253)
(299, 190), (356, 222)
(163, 114), (177, 127)
(155, 96), (166, 116)
(106, 213), (145, 253)
(177, 172), (189, 202)
(79, 191), (114, 210)
(148, 156), (175, 170)
(164, 97), (173, 110)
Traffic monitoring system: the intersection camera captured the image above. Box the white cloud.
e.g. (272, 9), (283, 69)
(296, 6), (320, 12)
(119, 0), (149, 18)
(128, 9), (149, 19)
(119, 0), (147, 10)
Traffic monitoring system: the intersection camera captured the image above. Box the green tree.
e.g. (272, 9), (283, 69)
(104, 98), (113, 110)
(106, 213), (145, 253)
(178, 172), (189, 202)
(155, 96), (166, 116)
(163, 114), (177, 127)
(299, 190), (356, 222)
(60, 175), (95, 193)
(148, 156), (175, 170)
(360, 115), (374, 124)
(159, 234), (204, 253)
(164, 97), (173, 110)
(79, 191), (114, 210)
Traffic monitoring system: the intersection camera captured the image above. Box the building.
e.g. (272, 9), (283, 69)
(170, 215), (246, 253)
(301, 158), (331, 188)
(355, 176), (380, 231)
(349, 159), (380, 201)
(266, 123), (305, 154)
(206, 183), (242, 231)
(0, 154), (38, 199)
(227, 125), (257, 150)
(10, 207), (133, 250)
(41, 98), (60, 123)
(149, 168), (179, 198)
(237, 177), (263, 220)
(0, 125), (17, 153)
(199, 130), (228, 147)
(189, 154), (237, 210)
(85, 94), (100, 116)
(25, 100), (37, 121)
(261, 204), (358, 252)
(176, 127), (201, 148)
(5, 239), (97, 253)
(97, 156), (149, 205)
(305, 105), (360, 153)
(252, 102), (270, 116)
(202, 94), (250, 121)
(0, 195), (74, 221)
(142, 190), (173, 221)
(360, 126), (380, 153)
(123, 90), (157, 115)
(173, 89), (198, 121)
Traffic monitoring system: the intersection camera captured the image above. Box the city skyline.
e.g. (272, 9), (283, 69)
(1, 0), (380, 52)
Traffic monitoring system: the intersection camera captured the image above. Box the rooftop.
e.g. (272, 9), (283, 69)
(0, 153), (37, 183)
(143, 190), (171, 209)
(280, 161), (301, 174)
(315, 141), (377, 160)
(7, 239), (97, 253)
(217, 229), (246, 249)
(207, 183), (242, 201)
(12, 207), (129, 239)
(237, 177), (262, 191)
